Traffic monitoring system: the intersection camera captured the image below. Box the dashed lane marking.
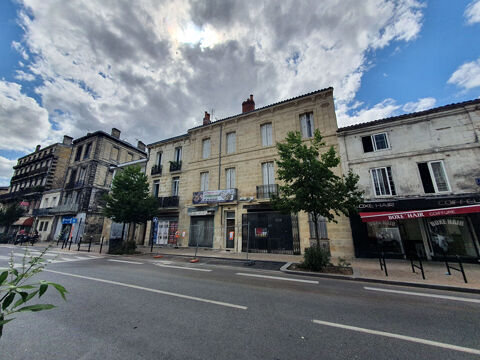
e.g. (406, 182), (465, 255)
(154, 264), (212, 272)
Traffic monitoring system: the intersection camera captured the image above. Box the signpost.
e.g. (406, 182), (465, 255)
(151, 217), (158, 252)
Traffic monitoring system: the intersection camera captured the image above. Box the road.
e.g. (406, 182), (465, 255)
(1, 244), (479, 360)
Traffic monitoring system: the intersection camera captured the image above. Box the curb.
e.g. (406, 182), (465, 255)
(140, 252), (287, 266)
(280, 262), (480, 295)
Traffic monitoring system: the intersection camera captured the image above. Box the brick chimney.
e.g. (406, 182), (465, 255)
(63, 135), (73, 145)
(137, 141), (146, 152)
(203, 111), (211, 125)
(111, 128), (121, 139)
(35, 145), (41, 152)
(242, 94), (255, 113)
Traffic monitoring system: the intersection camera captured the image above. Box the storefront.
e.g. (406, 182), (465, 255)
(350, 195), (480, 261)
(152, 214), (179, 246)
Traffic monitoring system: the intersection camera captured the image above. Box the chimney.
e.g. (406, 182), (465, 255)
(137, 141), (146, 152)
(63, 135), (73, 145)
(203, 111), (211, 125)
(35, 145), (41, 152)
(111, 128), (121, 139)
(242, 94), (255, 113)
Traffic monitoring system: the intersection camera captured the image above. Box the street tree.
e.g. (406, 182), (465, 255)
(272, 130), (363, 247)
(0, 204), (24, 234)
(103, 165), (157, 249)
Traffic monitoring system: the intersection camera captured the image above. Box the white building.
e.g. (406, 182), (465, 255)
(337, 98), (480, 261)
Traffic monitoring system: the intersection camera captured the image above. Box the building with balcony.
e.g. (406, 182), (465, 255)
(145, 88), (353, 257)
(52, 128), (147, 243)
(337, 98), (480, 262)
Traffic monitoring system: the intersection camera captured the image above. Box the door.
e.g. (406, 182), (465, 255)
(189, 216), (214, 248)
(225, 211), (235, 249)
(157, 221), (169, 245)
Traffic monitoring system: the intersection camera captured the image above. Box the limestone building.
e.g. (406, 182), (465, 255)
(146, 88), (354, 257)
(337, 99), (480, 261)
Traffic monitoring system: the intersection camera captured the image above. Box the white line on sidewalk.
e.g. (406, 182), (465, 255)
(236, 272), (318, 284)
(75, 256), (90, 260)
(107, 259), (144, 265)
(45, 269), (247, 310)
(154, 264), (212, 272)
(364, 287), (480, 304)
(312, 319), (480, 355)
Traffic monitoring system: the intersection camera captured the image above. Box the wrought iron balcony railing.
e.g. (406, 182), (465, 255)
(157, 196), (179, 208)
(169, 161), (182, 172)
(256, 184), (278, 199)
(151, 164), (162, 176)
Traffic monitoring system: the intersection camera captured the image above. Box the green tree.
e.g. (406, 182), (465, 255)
(103, 165), (157, 250)
(0, 204), (25, 234)
(272, 130), (363, 247)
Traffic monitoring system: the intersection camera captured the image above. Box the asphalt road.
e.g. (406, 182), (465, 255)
(1, 244), (480, 360)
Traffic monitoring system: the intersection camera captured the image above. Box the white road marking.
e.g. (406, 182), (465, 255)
(108, 259), (144, 265)
(45, 269), (247, 310)
(236, 272), (319, 284)
(364, 287), (480, 304)
(154, 264), (212, 272)
(312, 320), (480, 355)
(75, 256), (90, 260)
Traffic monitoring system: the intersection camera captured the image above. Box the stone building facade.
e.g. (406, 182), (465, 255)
(145, 88), (354, 257)
(337, 99), (480, 261)
(52, 128), (147, 243)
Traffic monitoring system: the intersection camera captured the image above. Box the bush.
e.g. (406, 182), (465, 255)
(300, 245), (331, 271)
(108, 239), (137, 255)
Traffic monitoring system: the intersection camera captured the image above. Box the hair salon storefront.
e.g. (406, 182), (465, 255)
(350, 195), (480, 262)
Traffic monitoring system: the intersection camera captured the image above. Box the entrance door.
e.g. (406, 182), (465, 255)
(189, 216), (214, 248)
(225, 211), (235, 249)
(157, 221), (169, 245)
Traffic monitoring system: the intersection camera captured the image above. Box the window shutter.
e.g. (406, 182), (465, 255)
(266, 124), (272, 145)
(300, 114), (308, 138)
(362, 136), (374, 152)
(231, 168), (236, 188)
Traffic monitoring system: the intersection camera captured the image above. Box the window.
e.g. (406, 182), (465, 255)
(418, 161), (450, 193)
(43, 222), (48, 232)
(261, 123), (273, 147)
(226, 168), (236, 188)
(371, 167), (396, 197)
(202, 139), (211, 159)
(127, 152), (133, 162)
(300, 112), (314, 138)
(362, 133), (390, 152)
(83, 142), (92, 159)
(156, 152), (162, 166)
(308, 213), (328, 239)
(38, 221), (44, 231)
(172, 177), (180, 196)
(110, 146), (120, 161)
(226, 132), (236, 154)
(262, 162), (275, 185)
(174, 147), (182, 162)
(153, 180), (160, 197)
(200, 172), (209, 191)
(52, 197), (57, 206)
(75, 145), (83, 161)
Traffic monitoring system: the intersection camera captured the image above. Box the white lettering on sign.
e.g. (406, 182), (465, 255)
(429, 219), (465, 227)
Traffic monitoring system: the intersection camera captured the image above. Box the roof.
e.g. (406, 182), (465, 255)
(74, 131), (147, 155)
(337, 98), (480, 133)
(109, 158), (147, 169)
(189, 87), (333, 131)
(147, 133), (189, 148)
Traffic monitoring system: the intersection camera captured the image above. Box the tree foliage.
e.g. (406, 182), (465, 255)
(271, 130), (363, 246)
(103, 165), (158, 225)
(0, 204), (24, 231)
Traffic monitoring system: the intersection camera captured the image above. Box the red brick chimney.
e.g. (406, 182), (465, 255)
(203, 111), (211, 125)
(242, 94), (255, 113)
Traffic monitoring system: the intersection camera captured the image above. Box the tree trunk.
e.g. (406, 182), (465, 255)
(313, 213), (320, 247)
(132, 223), (136, 244)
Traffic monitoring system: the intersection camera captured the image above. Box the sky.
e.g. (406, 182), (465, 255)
(0, 0), (479, 186)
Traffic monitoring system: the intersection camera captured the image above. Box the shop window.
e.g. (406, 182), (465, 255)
(226, 132), (236, 154)
(226, 168), (236, 188)
(172, 177), (180, 196)
(43, 222), (48, 232)
(308, 213), (328, 239)
(428, 217), (479, 258)
(371, 167), (396, 197)
(300, 112), (314, 138)
(362, 133), (390, 153)
(202, 139), (211, 159)
(75, 145), (83, 161)
(83, 142), (92, 159)
(261, 123), (272, 147)
(418, 161), (450, 194)
(200, 172), (209, 191)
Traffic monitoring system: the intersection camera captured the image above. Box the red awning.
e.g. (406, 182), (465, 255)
(359, 204), (480, 223)
(12, 216), (34, 226)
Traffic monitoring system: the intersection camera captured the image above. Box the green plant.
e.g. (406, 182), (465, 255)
(0, 246), (67, 338)
(337, 257), (351, 267)
(300, 245), (331, 271)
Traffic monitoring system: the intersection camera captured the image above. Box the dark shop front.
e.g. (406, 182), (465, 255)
(350, 194), (480, 262)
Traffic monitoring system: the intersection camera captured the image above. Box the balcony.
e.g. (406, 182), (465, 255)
(151, 164), (162, 176)
(256, 184), (278, 199)
(169, 161), (182, 172)
(65, 181), (85, 190)
(157, 196), (179, 208)
(11, 166), (49, 181)
(49, 203), (79, 214)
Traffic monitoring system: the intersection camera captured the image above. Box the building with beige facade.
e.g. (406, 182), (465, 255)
(145, 88), (354, 257)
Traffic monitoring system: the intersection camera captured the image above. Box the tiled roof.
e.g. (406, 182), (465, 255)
(73, 131), (147, 154)
(337, 98), (480, 132)
(147, 133), (189, 148)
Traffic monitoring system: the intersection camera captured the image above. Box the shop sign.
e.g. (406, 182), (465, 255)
(192, 189), (237, 204)
(189, 211), (209, 216)
(429, 218), (465, 227)
(359, 195), (480, 211)
(62, 217), (78, 224)
(255, 227), (268, 237)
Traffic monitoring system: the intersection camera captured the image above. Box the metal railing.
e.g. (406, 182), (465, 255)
(151, 164), (162, 175)
(157, 196), (179, 208)
(256, 184), (278, 199)
(49, 203), (80, 214)
(169, 161), (182, 172)
(32, 208), (54, 216)
(65, 181), (85, 190)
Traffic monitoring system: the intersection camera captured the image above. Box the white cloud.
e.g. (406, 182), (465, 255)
(448, 58), (480, 90)
(6, 0), (424, 147)
(403, 97), (436, 112)
(465, 0), (480, 24)
(0, 156), (16, 186)
(14, 70), (36, 81)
